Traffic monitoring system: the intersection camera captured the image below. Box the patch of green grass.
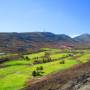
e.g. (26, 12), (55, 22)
(0, 59), (78, 90)
(78, 53), (90, 63)
(3, 60), (31, 66)
(50, 53), (68, 59)
(0, 74), (27, 90)
(26, 52), (45, 59)
(0, 48), (90, 90)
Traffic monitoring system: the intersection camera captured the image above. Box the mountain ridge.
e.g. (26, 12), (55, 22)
(0, 32), (90, 52)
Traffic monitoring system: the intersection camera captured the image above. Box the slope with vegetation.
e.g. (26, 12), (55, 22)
(25, 61), (90, 90)
(0, 48), (90, 90)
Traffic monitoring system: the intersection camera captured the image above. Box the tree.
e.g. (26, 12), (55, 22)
(43, 52), (52, 63)
(25, 56), (30, 60)
(32, 66), (44, 77)
(36, 66), (43, 71)
(40, 66), (43, 70)
(60, 60), (65, 64)
(32, 70), (37, 77)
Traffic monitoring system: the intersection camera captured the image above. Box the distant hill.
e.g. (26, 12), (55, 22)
(0, 32), (90, 52)
(74, 34), (90, 43)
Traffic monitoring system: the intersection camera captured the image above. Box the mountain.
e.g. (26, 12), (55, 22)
(74, 34), (90, 45)
(0, 32), (90, 52)
(0, 32), (77, 52)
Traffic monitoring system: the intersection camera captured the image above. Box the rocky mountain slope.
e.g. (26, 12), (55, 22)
(0, 32), (90, 52)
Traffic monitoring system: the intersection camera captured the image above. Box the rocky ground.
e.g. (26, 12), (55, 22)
(23, 61), (90, 90)
(60, 72), (90, 90)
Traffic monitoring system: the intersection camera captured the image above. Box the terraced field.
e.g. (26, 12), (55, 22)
(0, 48), (90, 90)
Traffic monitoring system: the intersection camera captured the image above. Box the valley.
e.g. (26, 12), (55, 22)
(0, 0), (89, 89)
(0, 48), (90, 90)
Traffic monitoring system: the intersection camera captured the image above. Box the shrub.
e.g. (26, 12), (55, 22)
(40, 66), (43, 70)
(36, 66), (43, 71)
(25, 56), (30, 60)
(60, 60), (65, 64)
(32, 66), (44, 77)
(32, 70), (37, 76)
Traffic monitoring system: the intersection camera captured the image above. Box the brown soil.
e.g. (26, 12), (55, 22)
(23, 61), (90, 90)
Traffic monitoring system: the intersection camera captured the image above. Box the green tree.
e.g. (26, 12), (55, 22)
(32, 70), (37, 77)
(25, 56), (30, 60)
(39, 66), (43, 70)
(43, 52), (52, 63)
(60, 60), (65, 64)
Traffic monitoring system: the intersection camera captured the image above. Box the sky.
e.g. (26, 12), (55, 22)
(0, 0), (89, 37)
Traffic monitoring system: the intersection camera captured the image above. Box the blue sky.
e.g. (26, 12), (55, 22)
(0, 0), (89, 36)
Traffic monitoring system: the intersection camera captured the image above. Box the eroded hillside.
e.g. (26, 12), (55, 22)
(24, 61), (90, 90)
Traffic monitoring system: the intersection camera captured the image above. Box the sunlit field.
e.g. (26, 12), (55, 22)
(0, 48), (90, 90)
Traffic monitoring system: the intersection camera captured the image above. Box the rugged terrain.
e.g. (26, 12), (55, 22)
(1, 32), (90, 52)
(24, 61), (90, 90)
(0, 32), (90, 90)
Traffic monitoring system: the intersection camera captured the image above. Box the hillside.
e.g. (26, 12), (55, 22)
(0, 32), (85, 52)
(24, 61), (90, 90)
(0, 48), (90, 90)
(74, 34), (90, 45)
(0, 32), (90, 90)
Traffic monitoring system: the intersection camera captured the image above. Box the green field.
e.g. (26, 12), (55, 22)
(0, 48), (90, 90)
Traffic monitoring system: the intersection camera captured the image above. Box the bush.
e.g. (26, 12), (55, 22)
(32, 70), (37, 76)
(36, 66), (43, 71)
(25, 56), (30, 60)
(32, 66), (44, 77)
(60, 60), (65, 64)
(40, 66), (43, 70)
